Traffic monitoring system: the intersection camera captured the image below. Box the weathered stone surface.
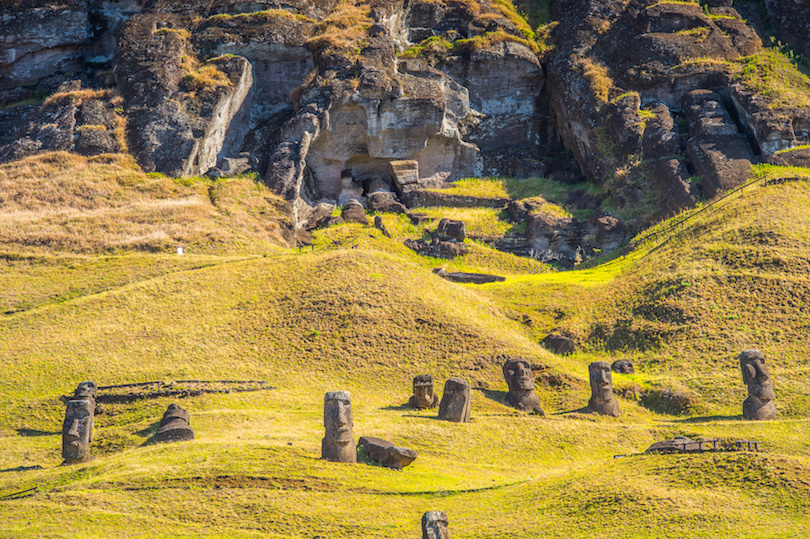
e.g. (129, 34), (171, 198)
(341, 199), (369, 225)
(155, 403), (194, 443)
(432, 267), (505, 284)
(62, 396), (94, 465)
(766, 147), (810, 169)
(502, 358), (544, 415)
(404, 238), (469, 259)
(367, 191), (408, 214)
(740, 349), (777, 421)
(588, 361), (621, 417)
(357, 436), (417, 470)
(436, 218), (466, 242)
(410, 374), (440, 409)
(730, 83), (810, 156)
(438, 376), (471, 423)
(765, 0), (810, 60)
(322, 391), (356, 463)
(646, 436), (701, 454)
(542, 333), (575, 356)
(422, 510), (450, 539)
(611, 359), (634, 374)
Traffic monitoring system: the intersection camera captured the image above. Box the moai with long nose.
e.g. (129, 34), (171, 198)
(322, 391), (356, 463)
(587, 361), (621, 417)
(740, 350), (777, 420)
(502, 358), (545, 415)
(422, 510), (451, 539)
(61, 385), (96, 465)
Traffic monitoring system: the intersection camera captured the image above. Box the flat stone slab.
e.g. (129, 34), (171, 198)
(358, 436), (418, 470)
(433, 267), (505, 284)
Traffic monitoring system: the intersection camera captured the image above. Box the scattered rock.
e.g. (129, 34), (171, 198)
(341, 199), (369, 225)
(611, 359), (635, 374)
(542, 334), (575, 356)
(404, 238), (469, 259)
(436, 218), (466, 242)
(373, 215), (391, 238)
(357, 436), (417, 470)
(366, 192), (407, 214)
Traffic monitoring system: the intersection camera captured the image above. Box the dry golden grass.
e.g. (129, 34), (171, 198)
(0, 153), (291, 254)
(306, 0), (371, 56)
(581, 56), (613, 105)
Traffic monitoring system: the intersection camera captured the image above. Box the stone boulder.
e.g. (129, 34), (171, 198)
(366, 191), (407, 214)
(542, 334), (575, 356)
(341, 199), (369, 225)
(357, 436), (418, 470)
(155, 403), (194, 443)
(611, 359), (635, 374)
(404, 238), (469, 259)
(436, 218), (466, 242)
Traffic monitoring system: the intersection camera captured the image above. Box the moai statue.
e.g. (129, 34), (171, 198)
(422, 511), (450, 539)
(740, 350), (777, 420)
(588, 361), (621, 417)
(409, 374), (440, 409)
(73, 380), (103, 414)
(62, 396), (95, 465)
(437, 377), (471, 423)
(322, 391), (356, 463)
(155, 403), (194, 443)
(502, 358), (545, 415)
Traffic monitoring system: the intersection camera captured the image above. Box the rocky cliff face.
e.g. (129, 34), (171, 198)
(1, 0), (809, 254)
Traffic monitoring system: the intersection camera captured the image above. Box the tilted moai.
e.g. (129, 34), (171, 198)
(410, 374), (440, 409)
(322, 391), (356, 463)
(62, 383), (96, 465)
(422, 511), (451, 539)
(502, 358), (545, 415)
(438, 377), (471, 423)
(155, 403), (194, 443)
(740, 350), (777, 420)
(587, 361), (621, 417)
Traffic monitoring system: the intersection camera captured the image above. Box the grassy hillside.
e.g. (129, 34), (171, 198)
(0, 156), (808, 537)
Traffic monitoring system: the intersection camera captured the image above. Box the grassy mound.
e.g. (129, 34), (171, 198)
(0, 159), (809, 537)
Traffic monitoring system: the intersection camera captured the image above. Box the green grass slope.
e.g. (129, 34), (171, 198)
(0, 159), (808, 537)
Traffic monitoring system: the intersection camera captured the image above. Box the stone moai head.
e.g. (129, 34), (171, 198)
(587, 361), (620, 417)
(155, 403), (194, 443)
(502, 358), (544, 415)
(422, 511), (450, 539)
(73, 381), (98, 401)
(62, 398), (94, 464)
(739, 350), (777, 420)
(437, 377), (471, 423)
(410, 374), (439, 409)
(322, 391), (356, 463)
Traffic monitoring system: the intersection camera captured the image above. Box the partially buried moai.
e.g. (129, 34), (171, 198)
(422, 511), (450, 539)
(155, 403), (194, 443)
(740, 349), (777, 420)
(587, 361), (621, 417)
(322, 391), (356, 463)
(62, 390), (95, 465)
(437, 377), (471, 423)
(410, 374), (440, 409)
(502, 358), (544, 415)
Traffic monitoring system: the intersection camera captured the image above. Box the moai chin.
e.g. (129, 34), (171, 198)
(322, 391), (356, 463)
(422, 511), (450, 539)
(740, 350), (777, 420)
(588, 361), (621, 417)
(437, 377), (471, 423)
(410, 374), (440, 409)
(155, 403), (195, 443)
(62, 397), (94, 465)
(502, 358), (545, 416)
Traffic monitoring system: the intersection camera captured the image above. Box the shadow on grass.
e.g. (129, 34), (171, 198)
(135, 421), (160, 446)
(670, 415), (743, 423)
(16, 428), (59, 437)
(380, 403), (413, 411)
(476, 388), (508, 406)
(553, 407), (591, 415)
(0, 465), (43, 474)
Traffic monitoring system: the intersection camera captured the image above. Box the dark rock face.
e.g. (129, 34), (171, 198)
(422, 510), (450, 539)
(542, 334), (575, 356)
(367, 192), (407, 214)
(322, 391), (356, 463)
(436, 218), (466, 242)
(611, 359), (634, 374)
(62, 396), (94, 465)
(588, 361), (620, 417)
(767, 147), (810, 169)
(739, 349), (777, 421)
(409, 374), (439, 410)
(155, 403), (194, 443)
(357, 436), (417, 470)
(502, 358), (544, 415)
(438, 377), (471, 423)
(765, 0), (810, 60)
